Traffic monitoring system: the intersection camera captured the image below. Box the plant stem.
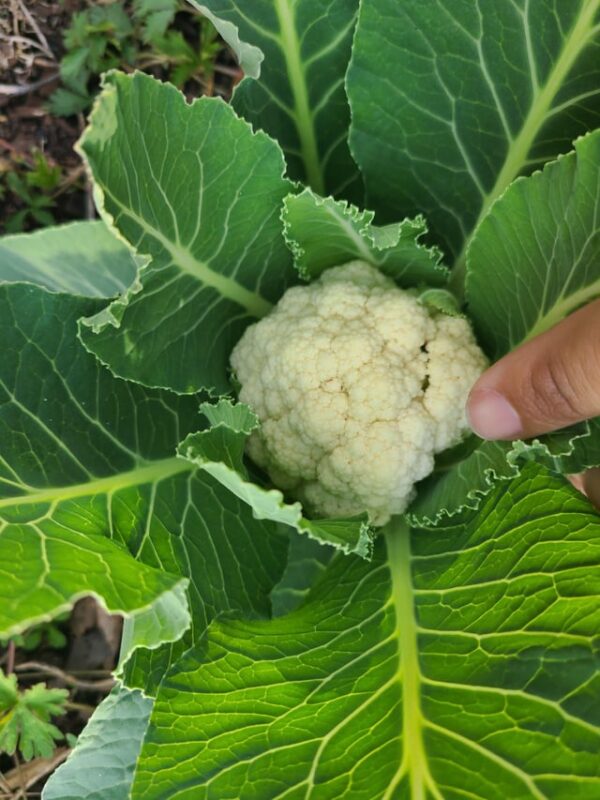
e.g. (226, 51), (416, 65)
(6, 640), (15, 675)
(383, 517), (439, 800)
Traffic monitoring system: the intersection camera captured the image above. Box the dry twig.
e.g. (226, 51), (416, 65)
(0, 72), (59, 97)
(1, 748), (70, 797)
(5, 641), (15, 675)
(14, 661), (115, 693)
(15, 0), (54, 61)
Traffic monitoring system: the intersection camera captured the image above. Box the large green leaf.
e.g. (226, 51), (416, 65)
(193, 0), (362, 201)
(178, 399), (373, 558)
(78, 71), (295, 395)
(282, 188), (446, 286)
(42, 686), (152, 800)
(0, 221), (138, 297)
(408, 422), (596, 526)
(133, 465), (600, 799)
(0, 283), (194, 651)
(467, 130), (600, 358)
(0, 283), (287, 689)
(347, 0), (600, 276)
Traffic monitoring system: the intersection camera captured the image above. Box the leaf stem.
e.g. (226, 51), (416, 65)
(6, 640), (15, 675)
(523, 279), (600, 342)
(274, 0), (325, 194)
(0, 457), (192, 510)
(383, 516), (438, 800)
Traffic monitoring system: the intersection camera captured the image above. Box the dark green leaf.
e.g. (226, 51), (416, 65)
(193, 0), (363, 201)
(283, 188), (447, 286)
(347, 0), (600, 275)
(47, 87), (91, 117)
(270, 530), (332, 616)
(0, 283), (287, 684)
(467, 130), (600, 358)
(78, 71), (296, 395)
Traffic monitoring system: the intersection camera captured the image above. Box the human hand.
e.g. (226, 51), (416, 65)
(466, 298), (600, 506)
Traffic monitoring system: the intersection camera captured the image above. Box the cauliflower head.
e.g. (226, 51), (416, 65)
(230, 261), (487, 525)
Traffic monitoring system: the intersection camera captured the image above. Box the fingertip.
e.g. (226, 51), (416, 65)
(467, 388), (524, 440)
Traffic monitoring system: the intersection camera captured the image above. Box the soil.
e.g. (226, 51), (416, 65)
(0, 0), (239, 231)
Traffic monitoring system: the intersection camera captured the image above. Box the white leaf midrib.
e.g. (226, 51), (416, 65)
(524, 276), (600, 342)
(101, 183), (273, 319)
(383, 520), (559, 800)
(274, 0), (325, 195)
(384, 518), (441, 800)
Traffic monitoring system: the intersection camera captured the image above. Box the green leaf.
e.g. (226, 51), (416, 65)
(409, 438), (516, 526)
(270, 530), (332, 616)
(0, 520), (191, 651)
(6, 172), (31, 203)
(0, 283), (287, 686)
(133, 465), (600, 799)
(31, 208), (57, 228)
(282, 188), (447, 286)
(149, 31), (200, 88)
(0, 283), (194, 650)
(467, 130), (600, 358)
(42, 685), (152, 800)
(0, 221), (138, 297)
(78, 71), (296, 395)
(0, 672), (68, 761)
(193, 0), (363, 201)
(178, 399), (373, 558)
(561, 418), (600, 474)
(347, 0), (600, 274)
(47, 87), (91, 118)
(26, 152), (62, 192)
(409, 423), (595, 526)
(0, 671), (17, 707)
(59, 47), (91, 94)
(418, 288), (463, 317)
(133, 0), (179, 42)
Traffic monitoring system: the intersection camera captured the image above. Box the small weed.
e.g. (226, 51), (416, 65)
(1, 616), (68, 653)
(0, 670), (68, 762)
(0, 152), (63, 233)
(49, 1), (223, 116)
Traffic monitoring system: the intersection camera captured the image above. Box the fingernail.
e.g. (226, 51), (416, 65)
(467, 389), (523, 440)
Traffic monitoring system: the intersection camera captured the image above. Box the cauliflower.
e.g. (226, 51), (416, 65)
(230, 261), (487, 525)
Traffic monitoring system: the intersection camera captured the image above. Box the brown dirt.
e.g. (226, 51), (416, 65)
(0, 0), (240, 231)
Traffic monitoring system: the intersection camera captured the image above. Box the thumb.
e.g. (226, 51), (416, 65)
(467, 298), (600, 440)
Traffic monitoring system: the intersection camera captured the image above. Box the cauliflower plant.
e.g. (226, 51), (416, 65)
(231, 261), (487, 525)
